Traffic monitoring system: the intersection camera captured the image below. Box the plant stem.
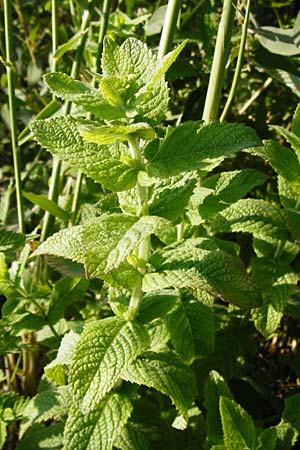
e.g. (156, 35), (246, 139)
(4, 0), (25, 234)
(126, 138), (149, 321)
(220, 0), (251, 122)
(158, 0), (182, 59)
(95, 0), (111, 76)
(202, 0), (235, 122)
(51, 0), (58, 73)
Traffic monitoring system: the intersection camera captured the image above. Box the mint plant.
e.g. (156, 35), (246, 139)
(26, 36), (269, 449)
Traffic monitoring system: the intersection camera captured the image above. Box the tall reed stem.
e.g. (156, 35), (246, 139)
(158, 0), (182, 59)
(202, 0), (235, 122)
(4, 0), (25, 234)
(220, 0), (251, 122)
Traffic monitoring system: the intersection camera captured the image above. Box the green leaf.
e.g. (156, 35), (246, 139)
(199, 169), (268, 219)
(271, 125), (300, 159)
(0, 229), (25, 251)
(30, 116), (138, 191)
(272, 394), (300, 449)
(48, 277), (88, 325)
(146, 121), (261, 178)
(204, 371), (233, 446)
(122, 351), (197, 420)
(219, 396), (256, 450)
(22, 191), (69, 222)
(166, 297), (214, 364)
(144, 240), (262, 308)
(257, 428), (278, 450)
(69, 317), (148, 413)
(268, 68), (300, 98)
(211, 199), (289, 240)
(19, 386), (71, 438)
(45, 330), (81, 385)
(44, 72), (125, 120)
(256, 20), (300, 56)
(79, 122), (155, 145)
(64, 393), (133, 450)
(33, 225), (84, 264)
(292, 103), (300, 136)
(146, 40), (187, 89)
(251, 140), (300, 188)
(53, 29), (88, 60)
(104, 215), (176, 273)
(0, 420), (7, 449)
(148, 174), (197, 221)
(98, 77), (126, 111)
(82, 214), (138, 279)
(114, 424), (151, 450)
(16, 423), (64, 450)
(278, 175), (299, 209)
(138, 291), (179, 323)
(145, 5), (167, 36)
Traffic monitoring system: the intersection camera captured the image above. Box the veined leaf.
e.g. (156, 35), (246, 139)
(79, 122), (155, 145)
(256, 21), (300, 56)
(98, 77), (126, 110)
(82, 214), (137, 278)
(22, 191), (69, 222)
(211, 199), (289, 240)
(19, 386), (71, 438)
(114, 424), (151, 450)
(30, 116), (138, 191)
(45, 330), (81, 385)
(199, 169), (268, 219)
(268, 68), (300, 98)
(64, 393), (133, 450)
(0, 229), (25, 251)
(292, 103), (300, 136)
(271, 124), (300, 159)
(146, 122), (261, 178)
(69, 317), (148, 413)
(104, 215), (176, 273)
(251, 140), (300, 188)
(15, 423), (64, 450)
(33, 225), (84, 264)
(220, 396), (256, 450)
(204, 371), (233, 446)
(144, 240), (262, 308)
(122, 351), (197, 420)
(148, 174), (197, 221)
(44, 72), (125, 120)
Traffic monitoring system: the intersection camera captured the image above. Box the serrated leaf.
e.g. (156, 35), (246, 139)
(19, 386), (71, 438)
(98, 77), (126, 110)
(149, 174), (197, 221)
(44, 72), (125, 120)
(166, 297), (214, 364)
(0, 229), (25, 251)
(48, 277), (88, 325)
(204, 371), (233, 446)
(272, 394), (300, 449)
(69, 317), (148, 413)
(33, 225), (84, 264)
(104, 215), (175, 273)
(251, 140), (300, 188)
(143, 240), (262, 308)
(45, 330), (81, 385)
(139, 291), (179, 323)
(22, 191), (69, 222)
(146, 122), (261, 178)
(292, 103), (300, 136)
(271, 125), (300, 159)
(16, 423), (64, 450)
(219, 396), (256, 450)
(200, 169), (268, 219)
(30, 116), (138, 191)
(82, 214), (138, 279)
(114, 424), (151, 450)
(122, 351), (197, 419)
(79, 122), (155, 145)
(211, 199), (289, 240)
(257, 428), (278, 450)
(63, 393), (132, 450)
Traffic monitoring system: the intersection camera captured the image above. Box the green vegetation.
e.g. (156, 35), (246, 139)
(1, 1), (300, 449)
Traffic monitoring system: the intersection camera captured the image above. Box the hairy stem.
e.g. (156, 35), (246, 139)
(220, 0), (251, 122)
(202, 0), (235, 122)
(126, 138), (149, 321)
(158, 0), (182, 59)
(4, 0), (25, 234)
